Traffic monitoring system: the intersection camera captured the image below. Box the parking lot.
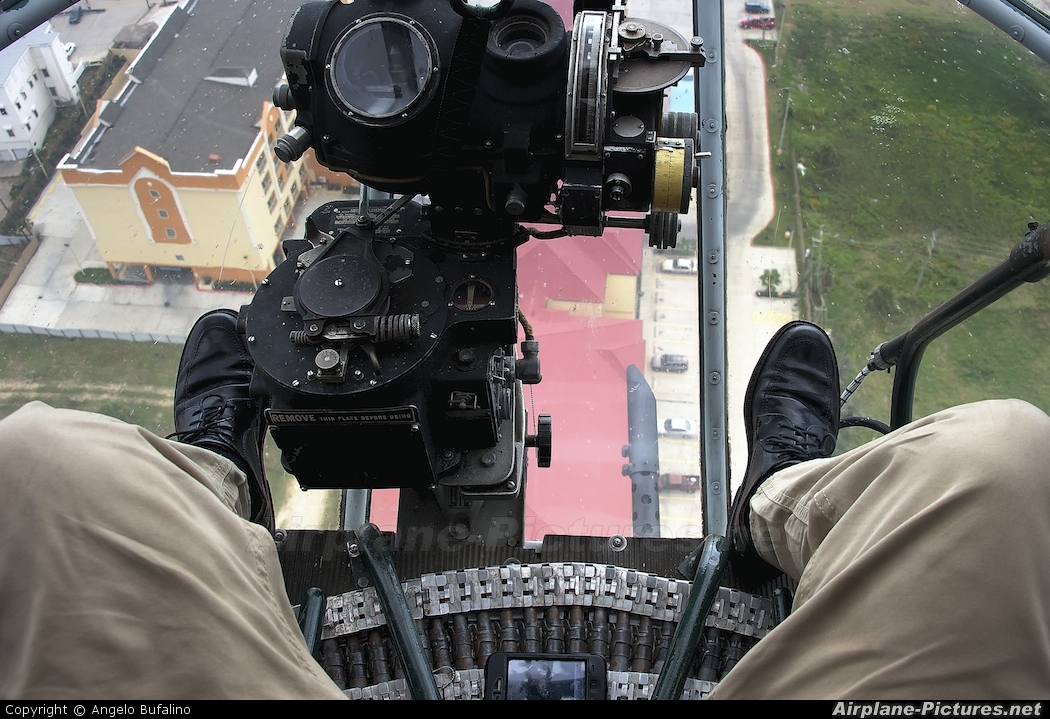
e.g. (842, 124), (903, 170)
(637, 243), (705, 534)
(49, 0), (165, 67)
(639, 238), (798, 537)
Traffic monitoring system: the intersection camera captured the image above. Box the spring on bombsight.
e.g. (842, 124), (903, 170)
(376, 314), (420, 342)
(288, 313), (419, 345)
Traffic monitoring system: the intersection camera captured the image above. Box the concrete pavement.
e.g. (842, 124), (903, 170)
(0, 178), (250, 341)
(0, 178), (347, 342)
(722, 20), (799, 490)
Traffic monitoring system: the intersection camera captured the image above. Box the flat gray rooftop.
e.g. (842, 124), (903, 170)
(0, 23), (57, 85)
(77, 0), (295, 174)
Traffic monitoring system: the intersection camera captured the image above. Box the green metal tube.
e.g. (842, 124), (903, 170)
(356, 522), (441, 700)
(651, 534), (730, 700)
(295, 586), (326, 659)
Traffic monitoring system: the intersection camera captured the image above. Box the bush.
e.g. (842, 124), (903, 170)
(74, 267), (117, 284)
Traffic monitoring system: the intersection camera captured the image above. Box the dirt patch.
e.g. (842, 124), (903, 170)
(0, 380), (170, 403)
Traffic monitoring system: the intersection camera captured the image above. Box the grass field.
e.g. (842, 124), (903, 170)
(751, 0), (1050, 442)
(0, 332), (336, 525)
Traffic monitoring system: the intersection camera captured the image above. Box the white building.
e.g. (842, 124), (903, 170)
(0, 22), (81, 162)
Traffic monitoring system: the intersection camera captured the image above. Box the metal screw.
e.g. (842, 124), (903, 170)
(369, 379), (377, 386)
(292, 379), (300, 387)
(335, 278), (343, 287)
(347, 542), (361, 558)
(354, 369), (364, 379)
(261, 278), (269, 286)
(608, 534), (628, 552)
(306, 370), (316, 380)
(247, 335), (255, 342)
(310, 324), (319, 332)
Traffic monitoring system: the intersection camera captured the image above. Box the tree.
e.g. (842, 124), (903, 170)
(760, 268), (782, 298)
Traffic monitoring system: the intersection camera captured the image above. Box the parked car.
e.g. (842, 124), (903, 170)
(660, 258), (698, 274)
(658, 473), (701, 492)
(744, 1), (771, 14)
(63, 42), (76, 58)
(651, 353), (689, 373)
(69, 5), (82, 24)
(658, 418), (697, 438)
(740, 15), (775, 29)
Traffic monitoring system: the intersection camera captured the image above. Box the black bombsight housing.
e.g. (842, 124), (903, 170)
(246, 0), (706, 543)
(273, 0), (707, 249)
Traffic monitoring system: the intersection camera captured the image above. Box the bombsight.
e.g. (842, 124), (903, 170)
(271, 0), (706, 247)
(241, 0), (705, 545)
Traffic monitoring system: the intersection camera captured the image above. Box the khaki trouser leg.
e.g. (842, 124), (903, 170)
(711, 399), (1050, 698)
(0, 402), (346, 699)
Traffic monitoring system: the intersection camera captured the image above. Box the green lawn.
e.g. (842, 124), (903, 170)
(0, 333), (335, 525)
(752, 0), (1050, 443)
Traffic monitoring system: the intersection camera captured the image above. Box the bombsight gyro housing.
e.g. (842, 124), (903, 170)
(271, 0), (706, 247)
(240, 0), (705, 545)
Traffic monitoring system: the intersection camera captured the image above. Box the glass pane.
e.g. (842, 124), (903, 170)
(6, 0), (1050, 538)
(745, 0), (1050, 457)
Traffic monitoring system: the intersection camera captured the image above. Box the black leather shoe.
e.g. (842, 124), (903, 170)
(172, 309), (274, 534)
(728, 321), (839, 587)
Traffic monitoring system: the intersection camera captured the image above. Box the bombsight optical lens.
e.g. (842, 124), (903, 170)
(329, 16), (435, 121)
(492, 16), (549, 57)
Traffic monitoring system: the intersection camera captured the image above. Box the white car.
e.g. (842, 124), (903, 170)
(660, 258), (698, 274)
(658, 418), (697, 438)
(64, 42), (76, 58)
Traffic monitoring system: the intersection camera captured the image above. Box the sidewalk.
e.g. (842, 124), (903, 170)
(0, 178), (246, 342)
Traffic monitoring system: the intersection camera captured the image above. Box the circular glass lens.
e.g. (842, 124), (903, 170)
(330, 18), (433, 120)
(493, 16), (549, 57)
